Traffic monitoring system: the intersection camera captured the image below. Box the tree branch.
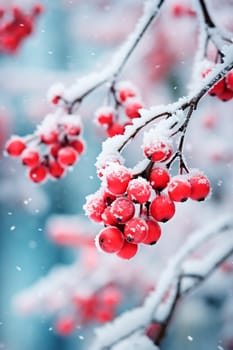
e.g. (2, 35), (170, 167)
(91, 215), (233, 350)
(61, 0), (166, 113)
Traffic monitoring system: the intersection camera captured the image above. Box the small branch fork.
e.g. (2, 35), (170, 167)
(92, 215), (233, 350)
(60, 0), (166, 114)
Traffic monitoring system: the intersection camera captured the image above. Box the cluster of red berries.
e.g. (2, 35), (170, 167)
(204, 69), (233, 102)
(54, 285), (122, 336)
(95, 81), (143, 137)
(5, 114), (84, 183)
(0, 4), (42, 54)
(85, 153), (210, 259)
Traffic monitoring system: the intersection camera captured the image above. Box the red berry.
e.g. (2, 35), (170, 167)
(150, 195), (175, 222)
(64, 124), (81, 136)
(117, 241), (138, 259)
(58, 147), (77, 166)
(125, 100), (142, 119)
(124, 217), (148, 243)
(168, 177), (191, 202)
(102, 189), (116, 205)
(101, 206), (117, 226)
(55, 317), (75, 336)
(107, 123), (125, 137)
(51, 95), (60, 105)
(48, 161), (65, 178)
(172, 4), (185, 17)
(97, 226), (124, 253)
(33, 4), (43, 16)
(217, 87), (233, 102)
(96, 106), (114, 126)
(84, 193), (106, 223)
(208, 79), (225, 96)
(143, 219), (161, 245)
(6, 138), (26, 157)
(70, 139), (85, 154)
(106, 165), (132, 195)
(149, 167), (170, 191)
(144, 142), (173, 162)
(21, 149), (40, 167)
(226, 71), (233, 91)
(189, 174), (210, 201)
(127, 178), (151, 204)
(99, 286), (122, 306)
(95, 308), (114, 323)
(110, 197), (135, 224)
(40, 131), (58, 144)
(117, 87), (137, 103)
(50, 143), (62, 158)
(29, 165), (47, 183)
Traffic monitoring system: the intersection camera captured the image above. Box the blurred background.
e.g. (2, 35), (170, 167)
(0, 0), (233, 350)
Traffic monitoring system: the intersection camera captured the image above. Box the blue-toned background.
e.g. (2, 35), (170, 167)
(0, 1), (232, 350)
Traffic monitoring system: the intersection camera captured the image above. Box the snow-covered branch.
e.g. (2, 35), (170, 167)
(60, 0), (165, 112)
(92, 214), (233, 350)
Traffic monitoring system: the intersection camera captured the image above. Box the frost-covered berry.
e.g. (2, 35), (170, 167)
(117, 240), (138, 259)
(208, 78), (225, 96)
(127, 177), (151, 204)
(149, 167), (170, 191)
(116, 81), (138, 103)
(142, 219), (161, 245)
(40, 131), (58, 144)
(144, 142), (173, 162)
(84, 193), (106, 222)
(101, 206), (117, 226)
(125, 99), (142, 119)
(168, 177), (191, 202)
(124, 217), (148, 243)
(29, 165), (47, 183)
(150, 195), (175, 222)
(21, 149), (40, 167)
(95, 106), (115, 126)
(97, 226), (124, 253)
(64, 124), (81, 136)
(58, 147), (78, 166)
(189, 174), (210, 201)
(110, 197), (135, 224)
(107, 123), (125, 137)
(48, 161), (65, 179)
(106, 164), (132, 195)
(6, 138), (26, 157)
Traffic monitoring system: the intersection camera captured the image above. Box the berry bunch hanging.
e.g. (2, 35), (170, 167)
(54, 284), (123, 336)
(84, 120), (211, 259)
(0, 4), (42, 54)
(5, 113), (85, 183)
(95, 81), (143, 137)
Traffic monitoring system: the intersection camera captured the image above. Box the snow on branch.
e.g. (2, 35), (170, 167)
(97, 45), (233, 168)
(92, 214), (233, 350)
(57, 0), (165, 109)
